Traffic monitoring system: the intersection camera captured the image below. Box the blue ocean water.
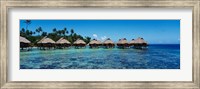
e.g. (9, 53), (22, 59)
(20, 44), (180, 69)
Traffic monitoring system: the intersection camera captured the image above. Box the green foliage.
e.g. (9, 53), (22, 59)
(41, 32), (48, 36)
(20, 26), (91, 46)
(84, 36), (91, 44)
(20, 20), (91, 46)
(70, 29), (74, 35)
(35, 27), (43, 36)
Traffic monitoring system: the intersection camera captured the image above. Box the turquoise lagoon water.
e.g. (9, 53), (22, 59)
(20, 44), (180, 69)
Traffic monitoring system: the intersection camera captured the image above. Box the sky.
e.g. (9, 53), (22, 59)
(20, 20), (180, 44)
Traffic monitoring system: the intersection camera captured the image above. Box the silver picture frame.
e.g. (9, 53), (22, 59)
(0, 0), (199, 89)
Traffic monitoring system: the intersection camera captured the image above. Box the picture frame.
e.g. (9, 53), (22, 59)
(0, 0), (199, 89)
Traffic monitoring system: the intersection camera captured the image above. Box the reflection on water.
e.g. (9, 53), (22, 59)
(20, 44), (180, 69)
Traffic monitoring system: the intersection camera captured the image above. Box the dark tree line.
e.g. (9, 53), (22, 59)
(20, 20), (91, 46)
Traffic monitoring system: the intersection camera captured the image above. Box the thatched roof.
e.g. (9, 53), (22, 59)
(129, 39), (136, 44)
(38, 37), (55, 44)
(20, 36), (31, 43)
(103, 38), (114, 44)
(56, 37), (70, 44)
(117, 38), (128, 44)
(89, 39), (101, 44)
(37, 36), (47, 43)
(97, 40), (102, 44)
(73, 39), (86, 44)
(135, 37), (147, 44)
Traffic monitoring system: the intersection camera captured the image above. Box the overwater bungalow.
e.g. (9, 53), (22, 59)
(56, 37), (71, 49)
(97, 40), (102, 46)
(103, 38), (115, 48)
(73, 39), (86, 48)
(37, 36), (46, 49)
(20, 36), (31, 50)
(89, 39), (102, 48)
(134, 37), (148, 49)
(129, 39), (136, 47)
(117, 38), (129, 48)
(37, 37), (55, 50)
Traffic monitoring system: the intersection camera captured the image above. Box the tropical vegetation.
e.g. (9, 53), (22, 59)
(20, 20), (91, 46)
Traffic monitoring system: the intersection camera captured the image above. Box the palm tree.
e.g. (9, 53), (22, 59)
(30, 31), (33, 36)
(35, 29), (39, 35)
(20, 28), (26, 37)
(38, 27), (42, 32)
(26, 30), (30, 36)
(85, 36), (91, 44)
(41, 32), (47, 36)
(66, 30), (69, 35)
(70, 29), (74, 35)
(36, 27), (42, 36)
(21, 28), (25, 33)
(63, 28), (67, 36)
(53, 28), (57, 33)
(23, 20), (31, 30)
(74, 33), (77, 39)
(57, 30), (62, 36)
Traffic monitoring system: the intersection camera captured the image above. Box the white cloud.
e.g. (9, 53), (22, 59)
(101, 36), (107, 41)
(93, 34), (98, 38)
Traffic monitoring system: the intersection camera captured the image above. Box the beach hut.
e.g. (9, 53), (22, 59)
(129, 39), (136, 47)
(20, 36), (31, 50)
(37, 37), (55, 50)
(37, 36), (46, 49)
(89, 39), (102, 48)
(103, 38), (115, 48)
(134, 37), (148, 49)
(117, 38), (129, 48)
(73, 39), (86, 48)
(97, 40), (102, 47)
(56, 37), (71, 49)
